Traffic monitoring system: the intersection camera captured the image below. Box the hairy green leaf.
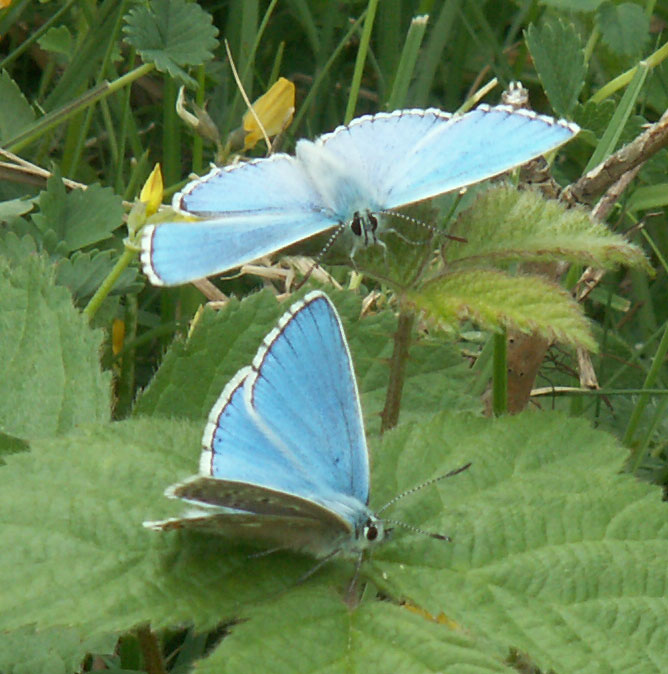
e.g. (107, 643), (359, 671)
(447, 185), (651, 272)
(525, 17), (586, 116)
(31, 175), (124, 254)
(0, 256), (110, 441)
(371, 412), (668, 674)
(0, 626), (116, 674)
(194, 585), (515, 674)
(123, 0), (219, 85)
(0, 71), (35, 143)
(598, 2), (650, 57)
(0, 409), (664, 673)
(411, 269), (596, 350)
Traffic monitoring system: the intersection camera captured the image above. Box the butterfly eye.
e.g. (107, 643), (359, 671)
(351, 212), (362, 236)
(365, 524), (379, 541)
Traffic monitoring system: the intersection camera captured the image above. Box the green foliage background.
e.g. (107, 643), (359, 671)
(0, 0), (667, 672)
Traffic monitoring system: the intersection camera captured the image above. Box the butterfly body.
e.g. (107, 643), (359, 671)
(144, 292), (386, 559)
(141, 105), (579, 286)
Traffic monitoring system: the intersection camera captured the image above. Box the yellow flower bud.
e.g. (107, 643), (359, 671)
(139, 163), (163, 217)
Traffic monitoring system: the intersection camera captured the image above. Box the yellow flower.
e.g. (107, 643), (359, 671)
(242, 77), (295, 150)
(139, 163), (163, 218)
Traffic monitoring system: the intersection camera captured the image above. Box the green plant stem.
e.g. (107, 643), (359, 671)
(590, 41), (668, 103)
(492, 330), (508, 416)
(5, 63), (155, 153)
(83, 247), (136, 321)
(380, 309), (415, 434)
(625, 319), (668, 471)
(344, 0), (379, 124)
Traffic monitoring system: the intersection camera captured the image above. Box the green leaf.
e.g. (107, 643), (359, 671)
(0, 70), (35, 144)
(573, 98), (617, 138)
(525, 17), (586, 116)
(0, 626), (116, 674)
(0, 256), (110, 441)
(0, 409), (665, 674)
(133, 289), (481, 430)
(598, 2), (650, 57)
(0, 197), (36, 221)
(36, 25), (73, 57)
(55, 250), (141, 303)
(194, 585), (516, 674)
(31, 174), (124, 254)
(410, 268), (596, 350)
(123, 0), (219, 85)
(370, 412), (668, 674)
(447, 185), (651, 272)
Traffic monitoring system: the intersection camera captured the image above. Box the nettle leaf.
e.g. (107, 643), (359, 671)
(0, 626), (116, 674)
(598, 2), (650, 57)
(525, 17), (586, 117)
(31, 175), (123, 254)
(0, 70), (35, 143)
(0, 256), (110, 441)
(447, 185), (651, 272)
(194, 585), (515, 674)
(123, 0), (218, 85)
(0, 408), (663, 674)
(133, 289), (481, 430)
(370, 412), (668, 674)
(411, 269), (596, 350)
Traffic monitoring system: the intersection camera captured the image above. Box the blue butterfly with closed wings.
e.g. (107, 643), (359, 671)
(144, 291), (470, 560)
(140, 105), (579, 286)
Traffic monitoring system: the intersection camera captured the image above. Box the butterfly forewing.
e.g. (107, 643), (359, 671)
(381, 105), (578, 209)
(178, 154), (322, 216)
(246, 293), (370, 504)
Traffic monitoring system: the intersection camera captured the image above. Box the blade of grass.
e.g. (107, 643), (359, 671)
(386, 14), (430, 110)
(583, 62), (648, 174)
(344, 0), (380, 124)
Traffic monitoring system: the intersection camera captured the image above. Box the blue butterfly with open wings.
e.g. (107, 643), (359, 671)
(140, 105), (578, 286)
(144, 291), (470, 560)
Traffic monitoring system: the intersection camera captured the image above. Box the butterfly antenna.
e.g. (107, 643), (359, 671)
(376, 462), (472, 515)
(295, 223), (347, 290)
(382, 519), (452, 541)
(381, 210), (468, 245)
